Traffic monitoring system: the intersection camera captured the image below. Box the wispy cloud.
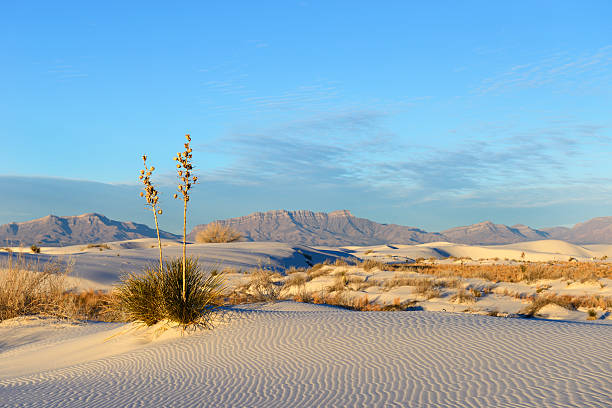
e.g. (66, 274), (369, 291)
(474, 45), (612, 94)
(197, 112), (611, 210)
(47, 63), (88, 81)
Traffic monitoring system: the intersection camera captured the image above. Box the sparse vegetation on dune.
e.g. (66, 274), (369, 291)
(0, 254), (118, 321)
(378, 261), (611, 283)
(220, 259), (611, 319)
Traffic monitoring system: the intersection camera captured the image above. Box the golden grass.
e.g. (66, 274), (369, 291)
(195, 222), (242, 243)
(387, 261), (611, 283)
(0, 254), (121, 322)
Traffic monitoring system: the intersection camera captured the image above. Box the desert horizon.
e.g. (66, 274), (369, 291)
(2, 1), (611, 407)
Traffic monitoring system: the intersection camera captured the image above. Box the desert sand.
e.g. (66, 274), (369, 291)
(1, 301), (610, 407)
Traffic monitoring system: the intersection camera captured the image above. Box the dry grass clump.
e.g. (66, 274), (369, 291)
(61, 290), (120, 321)
(285, 273), (307, 288)
(383, 275), (422, 290)
(326, 273), (349, 293)
(362, 259), (392, 272)
(195, 222), (242, 243)
(83, 243), (111, 251)
(0, 254), (72, 321)
(451, 288), (476, 303)
(519, 293), (612, 317)
(413, 279), (442, 299)
(293, 287), (313, 303)
(310, 292), (416, 311)
(247, 268), (283, 301)
(307, 263), (332, 280)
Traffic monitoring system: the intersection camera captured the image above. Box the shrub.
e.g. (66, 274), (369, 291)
(30, 244), (41, 254)
(196, 222), (242, 243)
(247, 268), (283, 301)
(115, 257), (224, 328)
(0, 254), (70, 321)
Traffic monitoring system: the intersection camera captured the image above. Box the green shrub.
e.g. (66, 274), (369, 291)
(161, 257), (225, 328)
(116, 266), (164, 326)
(115, 257), (225, 328)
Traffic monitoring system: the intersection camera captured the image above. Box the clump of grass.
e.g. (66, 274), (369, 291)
(195, 222), (242, 243)
(362, 259), (390, 272)
(0, 254), (71, 321)
(451, 288), (476, 303)
(30, 244), (41, 254)
(246, 268), (283, 301)
(326, 273), (349, 293)
(115, 257), (224, 328)
(307, 264), (331, 280)
(83, 243), (112, 251)
(413, 279), (442, 299)
(587, 309), (597, 320)
(519, 294), (577, 317)
(285, 273), (307, 288)
(293, 287), (313, 303)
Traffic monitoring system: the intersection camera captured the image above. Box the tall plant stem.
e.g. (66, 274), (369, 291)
(153, 210), (163, 273)
(182, 199), (187, 301)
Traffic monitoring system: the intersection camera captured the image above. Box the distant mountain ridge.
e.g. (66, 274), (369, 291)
(189, 210), (612, 245)
(0, 213), (178, 246)
(4, 210), (612, 247)
(441, 221), (551, 245)
(188, 210), (446, 246)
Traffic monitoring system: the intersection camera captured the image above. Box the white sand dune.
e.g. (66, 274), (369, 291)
(1, 241), (353, 290)
(3, 239), (610, 291)
(345, 239), (612, 263)
(1, 302), (610, 407)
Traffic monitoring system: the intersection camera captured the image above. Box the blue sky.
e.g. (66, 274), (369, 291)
(1, 1), (611, 233)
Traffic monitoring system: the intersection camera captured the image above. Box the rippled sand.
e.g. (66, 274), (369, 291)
(1, 302), (610, 407)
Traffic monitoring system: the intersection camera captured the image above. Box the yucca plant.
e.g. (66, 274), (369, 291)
(161, 257), (225, 328)
(173, 134), (198, 301)
(115, 266), (164, 325)
(115, 259), (224, 328)
(139, 154), (164, 273)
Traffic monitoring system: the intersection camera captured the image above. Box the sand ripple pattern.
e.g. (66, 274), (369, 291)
(1, 304), (611, 407)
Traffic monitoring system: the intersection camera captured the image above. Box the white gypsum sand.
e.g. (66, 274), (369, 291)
(0, 301), (610, 407)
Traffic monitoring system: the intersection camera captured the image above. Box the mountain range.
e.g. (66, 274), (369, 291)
(2, 210), (612, 247)
(189, 209), (612, 246)
(0, 213), (178, 247)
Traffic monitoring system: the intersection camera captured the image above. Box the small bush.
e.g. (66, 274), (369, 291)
(30, 244), (41, 254)
(195, 222), (242, 243)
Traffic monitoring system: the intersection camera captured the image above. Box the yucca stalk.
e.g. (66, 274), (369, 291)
(139, 155), (164, 273)
(173, 134), (198, 301)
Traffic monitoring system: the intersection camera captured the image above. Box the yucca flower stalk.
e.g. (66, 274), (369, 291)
(139, 155), (164, 273)
(173, 134), (198, 301)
